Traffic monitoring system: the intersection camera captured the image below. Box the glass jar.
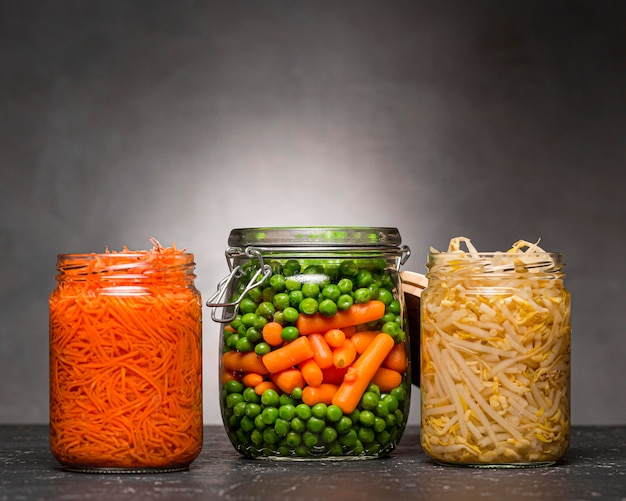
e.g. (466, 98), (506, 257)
(49, 243), (203, 472)
(208, 227), (412, 460)
(420, 247), (571, 467)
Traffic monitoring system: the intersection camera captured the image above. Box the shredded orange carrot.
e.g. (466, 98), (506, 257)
(49, 241), (203, 470)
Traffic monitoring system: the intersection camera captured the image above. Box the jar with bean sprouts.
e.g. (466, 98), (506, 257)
(420, 237), (570, 467)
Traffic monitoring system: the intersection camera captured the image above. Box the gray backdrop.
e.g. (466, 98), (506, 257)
(1, 1), (624, 426)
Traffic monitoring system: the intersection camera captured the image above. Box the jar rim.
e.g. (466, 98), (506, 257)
(228, 227), (403, 248)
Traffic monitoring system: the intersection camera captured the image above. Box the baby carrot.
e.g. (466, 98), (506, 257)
(371, 367), (403, 392)
(382, 342), (408, 373)
(351, 331), (378, 354)
(273, 368), (305, 394)
(254, 380), (278, 395)
(321, 366), (349, 384)
(332, 338), (356, 368)
(296, 300), (386, 335)
(299, 358), (324, 387)
(262, 322), (284, 347)
(222, 351), (269, 375)
(308, 333), (333, 369)
(342, 325), (357, 337)
(324, 329), (346, 348)
(262, 336), (314, 374)
(302, 383), (339, 406)
(242, 372), (265, 388)
(332, 333), (395, 414)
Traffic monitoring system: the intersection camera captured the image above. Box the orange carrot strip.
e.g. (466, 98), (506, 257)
(261, 336), (314, 374)
(308, 333), (333, 369)
(321, 366), (349, 385)
(332, 338), (357, 369)
(371, 367), (403, 392)
(299, 358), (324, 387)
(351, 331), (379, 354)
(272, 368), (305, 394)
(222, 351), (269, 375)
(302, 383), (339, 406)
(332, 333), (395, 414)
(324, 329), (346, 348)
(295, 300), (386, 335)
(242, 372), (265, 388)
(254, 380), (278, 395)
(262, 322), (284, 347)
(382, 342), (408, 373)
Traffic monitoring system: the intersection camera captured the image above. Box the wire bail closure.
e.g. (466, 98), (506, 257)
(206, 246), (272, 323)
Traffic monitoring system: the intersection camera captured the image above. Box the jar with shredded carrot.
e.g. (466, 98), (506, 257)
(49, 240), (203, 472)
(208, 227), (413, 460)
(420, 237), (571, 467)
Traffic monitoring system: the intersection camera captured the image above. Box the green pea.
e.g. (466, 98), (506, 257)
(279, 394), (296, 406)
(382, 312), (397, 324)
(321, 284), (341, 302)
(286, 431), (301, 447)
(273, 311), (285, 325)
(245, 403), (261, 419)
(285, 277), (302, 291)
(262, 287), (276, 304)
(225, 380), (244, 394)
(247, 287), (262, 303)
(233, 401), (247, 417)
(359, 410), (376, 427)
(354, 288), (371, 304)
(337, 278), (353, 294)
(282, 306), (299, 324)
(339, 429), (358, 448)
(318, 299), (338, 318)
(291, 387), (303, 400)
(303, 264), (324, 275)
(252, 315), (268, 330)
(373, 417), (387, 433)
(321, 427), (338, 444)
(261, 388), (280, 407)
(230, 315), (243, 330)
(241, 312), (258, 328)
(254, 342), (271, 356)
(245, 327), (263, 344)
(339, 260), (358, 278)
(270, 274), (286, 292)
(326, 405), (343, 423)
(290, 417), (306, 433)
(256, 301), (276, 319)
(283, 260), (301, 277)
(243, 387), (259, 403)
(311, 403), (327, 419)
(377, 288), (393, 306)
(367, 282), (379, 300)
(306, 416), (325, 433)
(226, 393), (244, 409)
(254, 414), (267, 430)
(303, 431), (318, 447)
(289, 290), (304, 308)
(302, 282), (320, 298)
(387, 299), (401, 316)
(274, 418), (290, 437)
(240, 415), (255, 432)
(358, 427), (375, 444)
(361, 391), (379, 410)
(235, 337), (253, 353)
(239, 298), (257, 314)
(226, 333), (240, 349)
(273, 293), (290, 311)
(375, 401), (389, 417)
(382, 394), (399, 412)
(281, 325), (300, 342)
(299, 297), (318, 315)
(279, 404), (297, 421)
(261, 407), (279, 425)
(337, 294), (353, 311)
(295, 403), (312, 420)
(336, 416), (352, 434)
(263, 428), (279, 445)
(250, 429), (263, 445)
(377, 430), (391, 445)
(355, 270), (373, 287)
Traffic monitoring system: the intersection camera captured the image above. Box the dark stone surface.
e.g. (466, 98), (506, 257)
(1, 425), (624, 500)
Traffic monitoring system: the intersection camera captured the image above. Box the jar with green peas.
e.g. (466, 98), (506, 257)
(208, 227), (412, 460)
